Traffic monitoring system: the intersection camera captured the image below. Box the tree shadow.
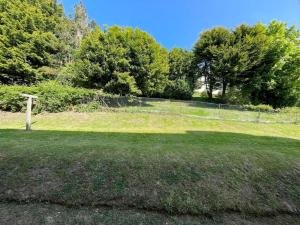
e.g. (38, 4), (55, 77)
(1, 129), (299, 156)
(1, 129), (299, 218)
(97, 96), (153, 108)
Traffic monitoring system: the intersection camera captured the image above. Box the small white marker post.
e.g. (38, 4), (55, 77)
(20, 94), (38, 131)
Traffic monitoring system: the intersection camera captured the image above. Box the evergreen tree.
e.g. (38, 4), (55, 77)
(0, 0), (69, 84)
(74, 1), (90, 47)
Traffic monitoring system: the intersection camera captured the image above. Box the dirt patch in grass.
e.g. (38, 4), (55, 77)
(0, 202), (299, 225)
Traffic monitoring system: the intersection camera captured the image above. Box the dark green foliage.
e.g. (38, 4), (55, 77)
(194, 27), (237, 99)
(0, 0), (68, 84)
(242, 104), (274, 112)
(194, 21), (300, 108)
(164, 48), (198, 100)
(0, 0), (298, 108)
(0, 82), (97, 112)
(66, 26), (169, 97)
(0, 0), (94, 85)
(104, 72), (141, 96)
(243, 22), (300, 108)
(164, 79), (193, 100)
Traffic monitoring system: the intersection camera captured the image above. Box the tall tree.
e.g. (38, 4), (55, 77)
(194, 22), (300, 107)
(0, 0), (69, 84)
(194, 27), (236, 99)
(63, 26), (169, 96)
(236, 22), (300, 107)
(164, 48), (198, 99)
(74, 1), (90, 47)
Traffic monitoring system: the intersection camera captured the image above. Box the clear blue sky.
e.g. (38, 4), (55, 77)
(60, 0), (300, 49)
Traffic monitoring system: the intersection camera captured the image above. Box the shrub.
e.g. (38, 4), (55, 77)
(0, 81), (98, 113)
(225, 87), (251, 105)
(104, 72), (141, 96)
(0, 85), (34, 112)
(242, 104), (274, 112)
(163, 79), (193, 100)
(73, 101), (104, 113)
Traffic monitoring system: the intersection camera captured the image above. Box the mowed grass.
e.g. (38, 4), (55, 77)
(0, 111), (300, 224)
(112, 98), (300, 123)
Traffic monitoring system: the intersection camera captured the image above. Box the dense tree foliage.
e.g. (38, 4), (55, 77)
(56, 1), (92, 66)
(64, 26), (169, 96)
(0, 0), (299, 107)
(194, 27), (236, 99)
(164, 48), (198, 99)
(194, 21), (300, 107)
(0, 0), (67, 84)
(0, 0), (93, 85)
(241, 22), (300, 108)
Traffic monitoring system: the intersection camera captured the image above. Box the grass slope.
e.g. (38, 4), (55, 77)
(0, 111), (300, 223)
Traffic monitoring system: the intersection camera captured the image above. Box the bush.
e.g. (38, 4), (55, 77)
(225, 87), (251, 105)
(104, 72), (141, 96)
(73, 101), (104, 113)
(242, 104), (274, 112)
(163, 79), (193, 100)
(0, 81), (98, 113)
(0, 85), (35, 112)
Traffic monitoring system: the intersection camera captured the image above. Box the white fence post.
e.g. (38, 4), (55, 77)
(20, 94), (38, 131)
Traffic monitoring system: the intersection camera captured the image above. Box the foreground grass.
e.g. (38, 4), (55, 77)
(0, 111), (300, 223)
(1, 203), (299, 225)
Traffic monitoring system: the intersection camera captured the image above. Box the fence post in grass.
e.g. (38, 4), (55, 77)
(20, 94), (38, 131)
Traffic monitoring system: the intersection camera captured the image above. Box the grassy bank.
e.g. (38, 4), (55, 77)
(0, 111), (300, 223)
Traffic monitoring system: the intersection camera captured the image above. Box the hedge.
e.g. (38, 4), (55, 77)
(0, 82), (98, 113)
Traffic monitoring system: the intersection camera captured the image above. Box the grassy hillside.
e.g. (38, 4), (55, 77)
(0, 111), (300, 224)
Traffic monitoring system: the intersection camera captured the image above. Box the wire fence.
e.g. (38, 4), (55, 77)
(83, 96), (300, 124)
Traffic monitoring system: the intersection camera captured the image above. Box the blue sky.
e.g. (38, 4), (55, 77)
(60, 0), (300, 49)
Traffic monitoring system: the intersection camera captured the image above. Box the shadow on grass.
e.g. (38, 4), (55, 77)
(0, 129), (299, 217)
(1, 129), (300, 155)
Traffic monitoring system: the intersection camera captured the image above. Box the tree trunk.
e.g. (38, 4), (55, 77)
(205, 73), (213, 100)
(222, 81), (227, 99)
(207, 84), (213, 100)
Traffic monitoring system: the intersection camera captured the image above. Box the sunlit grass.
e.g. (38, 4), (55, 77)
(110, 99), (300, 124)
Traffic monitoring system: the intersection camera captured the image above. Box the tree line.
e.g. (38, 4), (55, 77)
(0, 0), (299, 107)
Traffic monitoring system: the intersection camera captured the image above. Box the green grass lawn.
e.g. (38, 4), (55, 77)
(0, 111), (300, 224)
(99, 98), (300, 124)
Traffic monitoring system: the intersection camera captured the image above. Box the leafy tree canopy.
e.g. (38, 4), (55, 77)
(165, 48), (198, 99)
(66, 26), (169, 96)
(194, 21), (300, 107)
(0, 0), (67, 84)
